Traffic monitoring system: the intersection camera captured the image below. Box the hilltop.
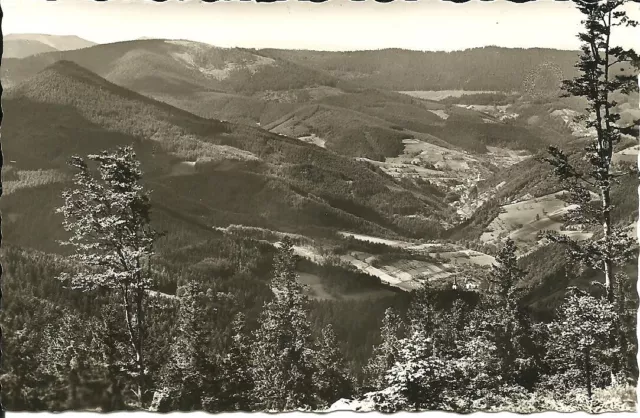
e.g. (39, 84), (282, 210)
(1, 40), (566, 155)
(259, 46), (580, 92)
(4, 33), (95, 58)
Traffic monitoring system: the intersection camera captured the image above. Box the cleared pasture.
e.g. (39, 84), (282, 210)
(480, 191), (593, 251)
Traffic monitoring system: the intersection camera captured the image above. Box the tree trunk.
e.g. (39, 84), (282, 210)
(602, 187), (615, 303)
(135, 286), (146, 408)
(602, 185), (621, 380)
(103, 367), (125, 411)
(122, 285), (146, 408)
(584, 346), (592, 400)
(67, 368), (80, 410)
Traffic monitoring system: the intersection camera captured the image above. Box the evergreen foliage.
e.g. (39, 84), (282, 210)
(250, 237), (318, 411)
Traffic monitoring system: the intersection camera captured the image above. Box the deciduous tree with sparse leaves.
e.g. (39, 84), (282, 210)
(57, 146), (159, 408)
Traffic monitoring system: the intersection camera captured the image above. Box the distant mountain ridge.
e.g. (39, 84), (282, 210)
(1, 39), (347, 93)
(4, 33), (95, 58)
(259, 46), (580, 92)
(3, 40), (579, 93)
(2, 39), (562, 159)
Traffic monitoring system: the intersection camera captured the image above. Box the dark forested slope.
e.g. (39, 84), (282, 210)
(2, 61), (454, 252)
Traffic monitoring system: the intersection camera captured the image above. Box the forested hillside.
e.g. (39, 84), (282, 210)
(2, 60), (457, 254)
(260, 47), (580, 92)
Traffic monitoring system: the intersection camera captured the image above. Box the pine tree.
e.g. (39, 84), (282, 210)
(544, 0), (638, 304)
(378, 328), (456, 412)
(161, 281), (218, 411)
(407, 282), (439, 336)
(314, 324), (354, 408)
(363, 307), (402, 390)
(487, 239), (540, 389)
(451, 314), (506, 411)
(92, 304), (129, 411)
(546, 288), (618, 399)
(251, 237), (318, 411)
(41, 312), (93, 410)
(490, 238), (525, 305)
(214, 313), (254, 411)
(613, 272), (639, 381)
(57, 146), (159, 407)
(436, 299), (472, 358)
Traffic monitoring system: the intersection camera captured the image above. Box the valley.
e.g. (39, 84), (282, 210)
(2, 16), (640, 414)
(1, 34), (637, 396)
(1, 38), (635, 293)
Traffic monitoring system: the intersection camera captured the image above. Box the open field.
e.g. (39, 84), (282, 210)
(398, 90), (502, 101)
(336, 232), (494, 290)
(338, 231), (414, 248)
(613, 144), (639, 164)
(480, 191), (593, 252)
(2, 168), (69, 195)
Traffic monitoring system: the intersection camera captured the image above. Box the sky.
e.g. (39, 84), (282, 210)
(3, 0), (639, 51)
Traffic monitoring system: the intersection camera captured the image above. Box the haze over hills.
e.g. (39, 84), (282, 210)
(4, 33), (95, 58)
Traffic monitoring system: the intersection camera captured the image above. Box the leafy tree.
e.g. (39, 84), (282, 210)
(546, 288), (618, 399)
(314, 324), (354, 408)
(362, 307), (402, 390)
(57, 146), (159, 407)
(251, 237), (318, 411)
(544, 0), (638, 304)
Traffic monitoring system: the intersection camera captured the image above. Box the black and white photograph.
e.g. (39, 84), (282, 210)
(0, 0), (639, 413)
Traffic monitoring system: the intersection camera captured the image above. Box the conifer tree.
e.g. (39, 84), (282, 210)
(379, 328), (456, 412)
(486, 239), (541, 388)
(546, 288), (618, 399)
(363, 307), (402, 390)
(314, 324), (354, 408)
(251, 237), (317, 411)
(214, 313), (254, 411)
(57, 146), (159, 407)
(490, 238), (525, 306)
(613, 272), (639, 380)
(436, 299), (472, 358)
(92, 304), (129, 411)
(406, 282), (439, 335)
(544, 0), (639, 304)
(41, 312), (93, 410)
(167, 281), (218, 410)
